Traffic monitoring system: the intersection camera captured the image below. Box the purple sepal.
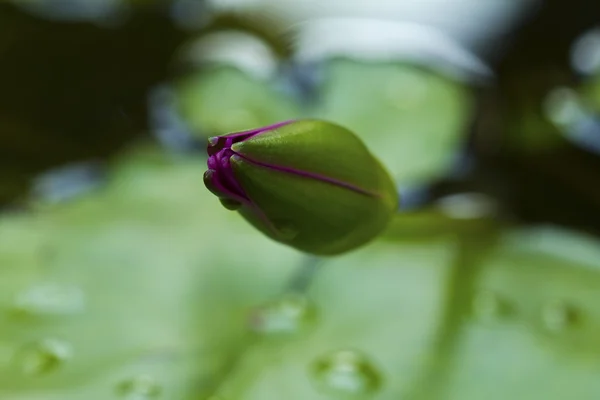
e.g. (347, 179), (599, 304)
(204, 120), (294, 203)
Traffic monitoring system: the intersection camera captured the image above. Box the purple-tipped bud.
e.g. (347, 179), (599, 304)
(204, 121), (293, 208)
(204, 119), (398, 255)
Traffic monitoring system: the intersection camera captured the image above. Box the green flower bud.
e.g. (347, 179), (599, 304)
(204, 119), (398, 255)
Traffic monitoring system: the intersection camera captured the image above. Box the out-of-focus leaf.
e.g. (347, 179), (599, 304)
(440, 227), (600, 400)
(208, 222), (600, 400)
(312, 60), (474, 185)
(0, 145), (303, 399)
(211, 236), (459, 399)
(176, 66), (302, 136)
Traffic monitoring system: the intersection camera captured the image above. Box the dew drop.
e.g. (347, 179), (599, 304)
(248, 293), (314, 335)
(540, 300), (579, 334)
(116, 375), (161, 399)
(310, 349), (382, 397)
(471, 290), (512, 323)
(12, 283), (86, 318)
(14, 338), (72, 375)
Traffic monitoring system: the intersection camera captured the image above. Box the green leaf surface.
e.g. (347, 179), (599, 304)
(440, 228), (600, 400)
(176, 66), (302, 136)
(212, 237), (458, 399)
(0, 146), (303, 399)
(313, 60), (475, 185)
(209, 224), (600, 400)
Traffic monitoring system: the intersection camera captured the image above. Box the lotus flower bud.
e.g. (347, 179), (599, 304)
(204, 119), (398, 255)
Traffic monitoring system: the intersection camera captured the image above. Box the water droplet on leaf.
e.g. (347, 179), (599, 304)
(117, 375), (161, 399)
(12, 283), (86, 318)
(14, 338), (72, 375)
(310, 349), (382, 397)
(248, 293), (314, 335)
(471, 290), (512, 323)
(540, 300), (579, 334)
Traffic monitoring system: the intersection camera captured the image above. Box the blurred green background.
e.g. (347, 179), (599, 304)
(1, 0), (600, 399)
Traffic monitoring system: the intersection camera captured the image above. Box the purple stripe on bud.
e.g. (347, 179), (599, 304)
(204, 120), (294, 203)
(233, 153), (378, 197)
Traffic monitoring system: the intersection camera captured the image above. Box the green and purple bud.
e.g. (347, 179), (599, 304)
(204, 119), (398, 255)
